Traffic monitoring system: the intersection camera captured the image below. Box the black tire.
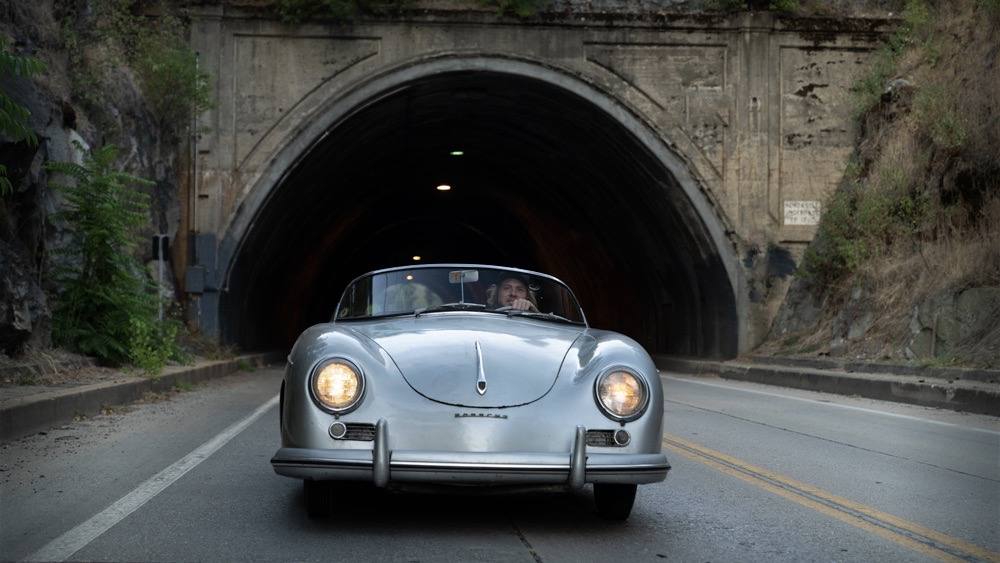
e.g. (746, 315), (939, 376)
(594, 483), (637, 520)
(303, 480), (333, 519)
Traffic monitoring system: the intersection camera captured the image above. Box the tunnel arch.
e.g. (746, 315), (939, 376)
(218, 54), (745, 358)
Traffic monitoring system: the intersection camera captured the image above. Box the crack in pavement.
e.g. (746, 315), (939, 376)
(509, 516), (544, 563)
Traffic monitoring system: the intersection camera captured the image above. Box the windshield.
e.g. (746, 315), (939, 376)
(335, 266), (586, 324)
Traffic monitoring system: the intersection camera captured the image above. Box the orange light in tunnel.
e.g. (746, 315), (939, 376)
(436, 184), (451, 191)
(412, 255), (421, 261)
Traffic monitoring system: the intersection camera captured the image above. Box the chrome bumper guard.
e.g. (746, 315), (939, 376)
(271, 420), (671, 487)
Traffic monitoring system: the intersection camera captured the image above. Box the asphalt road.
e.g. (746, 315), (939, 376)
(1, 367), (997, 562)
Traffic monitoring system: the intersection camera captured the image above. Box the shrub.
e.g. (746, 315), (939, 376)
(913, 85), (967, 151)
(770, 0), (800, 12)
(850, 0), (933, 116)
(800, 188), (866, 285)
(47, 144), (182, 372)
(59, 1), (211, 135)
(134, 34), (212, 128)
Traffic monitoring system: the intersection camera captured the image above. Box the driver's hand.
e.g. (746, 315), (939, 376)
(511, 298), (536, 311)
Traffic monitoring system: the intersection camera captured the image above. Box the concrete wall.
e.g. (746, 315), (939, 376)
(184, 4), (891, 351)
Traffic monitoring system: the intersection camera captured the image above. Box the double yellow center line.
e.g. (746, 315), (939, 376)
(661, 434), (1000, 563)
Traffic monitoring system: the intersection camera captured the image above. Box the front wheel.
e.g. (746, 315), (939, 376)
(594, 483), (637, 520)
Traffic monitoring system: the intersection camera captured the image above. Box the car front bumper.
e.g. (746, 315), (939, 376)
(271, 421), (670, 487)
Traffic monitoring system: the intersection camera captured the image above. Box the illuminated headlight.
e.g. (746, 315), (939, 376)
(310, 359), (365, 413)
(595, 369), (649, 421)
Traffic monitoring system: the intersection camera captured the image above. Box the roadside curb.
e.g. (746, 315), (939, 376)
(655, 356), (1000, 417)
(744, 355), (999, 384)
(0, 352), (285, 443)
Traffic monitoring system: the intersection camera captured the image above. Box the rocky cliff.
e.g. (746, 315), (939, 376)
(1, 0), (184, 356)
(763, 0), (1000, 367)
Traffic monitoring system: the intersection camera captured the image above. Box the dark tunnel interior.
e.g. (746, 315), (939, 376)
(221, 71), (738, 358)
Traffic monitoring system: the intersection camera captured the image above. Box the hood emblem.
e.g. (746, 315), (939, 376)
(455, 412), (508, 419)
(475, 340), (488, 395)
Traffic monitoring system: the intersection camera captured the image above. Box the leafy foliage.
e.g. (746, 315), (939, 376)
(59, 1), (211, 133)
(769, 0), (800, 12)
(46, 144), (182, 371)
(134, 34), (212, 128)
(1, 36), (46, 196)
(850, 0), (932, 116)
(913, 85), (967, 151)
(800, 155), (931, 286)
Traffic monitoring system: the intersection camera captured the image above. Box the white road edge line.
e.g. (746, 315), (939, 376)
(661, 374), (1000, 437)
(25, 395), (279, 563)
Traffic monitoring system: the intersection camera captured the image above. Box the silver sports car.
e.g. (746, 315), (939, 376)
(271, 264), (670, 520)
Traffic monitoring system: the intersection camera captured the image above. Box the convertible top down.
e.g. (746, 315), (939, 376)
(272, 264), (670, 520)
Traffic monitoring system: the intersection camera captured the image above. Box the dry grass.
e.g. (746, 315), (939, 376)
(763, 0), (1000, 365)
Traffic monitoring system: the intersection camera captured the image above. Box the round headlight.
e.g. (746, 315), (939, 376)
(311, 359), (364, 413)
(595, 369), (649, 421)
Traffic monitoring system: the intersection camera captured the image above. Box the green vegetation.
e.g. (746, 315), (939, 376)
(60, 1), (211, 133)
(134, 34), (212, 128)
(0, 37), (46, 196)
(16, 373), (40, 386)
(803, 0), (992, 290)
(173, 380), (194, 392)
(769, 0), (800, 12)
(850, 0), (934, 116)
(913, 85), (967, 151)
(801, 154), (932, 286)
(47, 144), (184, 373)
(981, 0), (1000, 18)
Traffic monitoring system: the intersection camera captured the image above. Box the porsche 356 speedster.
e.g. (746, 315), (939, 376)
(271, 264), (670, 520)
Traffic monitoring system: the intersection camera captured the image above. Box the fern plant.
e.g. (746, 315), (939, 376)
(46, 144), (157, 366)
(1, 36), (46, 196)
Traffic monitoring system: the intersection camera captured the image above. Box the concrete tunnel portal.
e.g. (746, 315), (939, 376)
(220, 68), (740, 358)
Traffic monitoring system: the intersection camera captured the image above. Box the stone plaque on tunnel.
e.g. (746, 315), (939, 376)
(233, 35), (379, 167)
(783, 200), (821, 226)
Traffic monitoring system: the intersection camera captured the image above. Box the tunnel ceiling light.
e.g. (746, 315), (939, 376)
(436, 184), (452, 191)
(405, 274), (414, 281)
(449, 150), (464, 156)
(412, 255), (421, 261)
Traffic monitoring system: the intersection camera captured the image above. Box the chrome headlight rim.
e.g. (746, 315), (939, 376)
(309, 357), (366, 415)
(593, 366), (650, 423)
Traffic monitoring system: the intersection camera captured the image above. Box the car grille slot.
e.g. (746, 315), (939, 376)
(585, 429), (619, 447)
(342, 423), (376, 441)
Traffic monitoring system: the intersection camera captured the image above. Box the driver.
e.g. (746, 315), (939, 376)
(489, 275), (538, 312)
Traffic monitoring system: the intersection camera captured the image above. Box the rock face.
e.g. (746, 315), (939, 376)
(906, 288), (1000, 367)
(0, 242), (51, 354)
(1, 1), (183, 357)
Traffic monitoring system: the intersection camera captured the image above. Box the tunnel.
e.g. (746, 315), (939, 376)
(220, 68), (739, 358)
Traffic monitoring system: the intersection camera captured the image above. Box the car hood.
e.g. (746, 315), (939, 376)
(347, 314), (585, 408)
